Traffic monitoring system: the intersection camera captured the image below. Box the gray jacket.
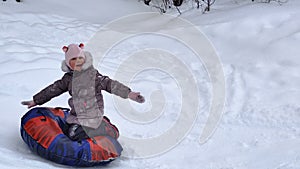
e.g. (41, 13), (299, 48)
(33, 52), (131, 128)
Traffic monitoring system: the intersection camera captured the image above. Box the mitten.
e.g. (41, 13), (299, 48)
(128, 92), (145, 103)
(21, 100), (37, 109)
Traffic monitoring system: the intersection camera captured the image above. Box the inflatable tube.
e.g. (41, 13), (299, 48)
(20, 107), (123, 166)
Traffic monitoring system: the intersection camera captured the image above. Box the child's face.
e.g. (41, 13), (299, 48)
(69, 57), (85, 71)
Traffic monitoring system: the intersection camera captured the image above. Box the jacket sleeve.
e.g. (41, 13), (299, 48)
(97, 74), (131, 99)
(33, 73), (70, 105)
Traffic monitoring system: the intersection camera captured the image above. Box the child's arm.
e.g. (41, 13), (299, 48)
(97, 74), (145, 103)
(33, 74), (70, 105)
(21, 74), (70, 108)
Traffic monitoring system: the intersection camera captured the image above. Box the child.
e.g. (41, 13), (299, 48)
(21, 43), (145, 141)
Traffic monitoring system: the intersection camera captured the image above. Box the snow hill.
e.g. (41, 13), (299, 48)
(0, 0), (300, 168)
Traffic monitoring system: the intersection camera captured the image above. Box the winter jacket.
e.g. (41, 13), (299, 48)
(33, 51), (131, 129)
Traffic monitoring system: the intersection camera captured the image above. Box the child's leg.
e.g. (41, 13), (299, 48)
(87, 116), (119, 139)
(102, 116), (119, 139)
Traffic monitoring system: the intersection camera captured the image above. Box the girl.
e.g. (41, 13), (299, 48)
(21, 43), (145, 141)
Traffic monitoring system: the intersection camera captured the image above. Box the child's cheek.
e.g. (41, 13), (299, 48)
(69, 61), (76, 70)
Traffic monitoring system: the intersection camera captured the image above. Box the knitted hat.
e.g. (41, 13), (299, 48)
(62, 43), (86, 68)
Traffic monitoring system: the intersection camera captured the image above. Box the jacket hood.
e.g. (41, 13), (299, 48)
(61, 51), (93, 73)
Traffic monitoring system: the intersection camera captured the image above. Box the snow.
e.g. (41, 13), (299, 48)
(1, 0), (300, 168)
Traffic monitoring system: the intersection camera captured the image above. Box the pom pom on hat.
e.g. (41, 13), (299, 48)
(62, 43), (86, 68)
(62, 46), (68, 52)
(79, 43), (84, 49)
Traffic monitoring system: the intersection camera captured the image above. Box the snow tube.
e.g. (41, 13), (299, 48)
(20, 107), (123, 166)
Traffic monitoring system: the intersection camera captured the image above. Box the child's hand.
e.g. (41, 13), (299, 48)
(21, 100), (37, 109)
(128, 92), (145, 103)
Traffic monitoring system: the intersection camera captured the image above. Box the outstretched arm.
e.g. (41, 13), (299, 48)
(21, 74), (70, 108)
(97, 74), (145, 103)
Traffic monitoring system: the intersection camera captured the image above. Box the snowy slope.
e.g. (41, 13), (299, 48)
(1, 0), (300, 169)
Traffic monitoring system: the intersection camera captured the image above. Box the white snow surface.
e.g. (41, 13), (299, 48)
(1, 0), (300, 168)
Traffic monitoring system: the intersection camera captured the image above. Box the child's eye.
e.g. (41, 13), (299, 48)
(71, 58), (77, 61)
